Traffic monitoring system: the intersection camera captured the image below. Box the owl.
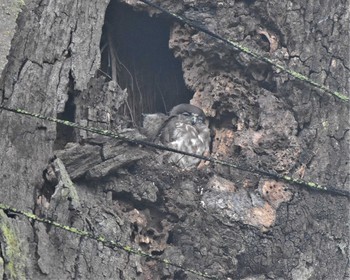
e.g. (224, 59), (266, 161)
(142, 104), (210, 169)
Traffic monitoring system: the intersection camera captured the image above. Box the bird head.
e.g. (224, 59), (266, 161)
(170, 104), (206, 125)
(181, 112), (204, 125)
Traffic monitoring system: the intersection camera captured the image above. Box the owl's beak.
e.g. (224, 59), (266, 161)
(191, 114), (198, 125)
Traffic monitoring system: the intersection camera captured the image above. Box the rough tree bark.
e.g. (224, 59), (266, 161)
(0, 0), (348, 279)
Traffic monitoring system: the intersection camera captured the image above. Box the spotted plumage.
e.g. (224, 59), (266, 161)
(158, 104), (210, 169)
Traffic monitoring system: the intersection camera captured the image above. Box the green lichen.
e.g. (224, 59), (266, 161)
(322, 120), (329, 129)
(0, 256), (4, 276)
(0, 210), (26, 280)
(17, 0), (25, 8)
(5, 0), (25, 15)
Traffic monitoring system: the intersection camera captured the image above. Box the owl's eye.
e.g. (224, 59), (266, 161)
(182, 112), (191, 116)
(197, 116), (204, 122)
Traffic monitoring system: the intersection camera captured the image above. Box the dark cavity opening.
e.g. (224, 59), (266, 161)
(100, 1), (193, 125)
(53, 90), (76, 150)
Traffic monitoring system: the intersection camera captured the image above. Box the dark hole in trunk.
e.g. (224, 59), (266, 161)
(100, 1), (193, 125)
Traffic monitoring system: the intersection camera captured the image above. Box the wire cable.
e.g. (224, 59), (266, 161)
(0, 105), (348, 198)
(138, 0), (349, 102)
(0, 203), (219, 279)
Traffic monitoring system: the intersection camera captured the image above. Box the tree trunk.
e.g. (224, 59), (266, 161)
(0, 0), (348, 279)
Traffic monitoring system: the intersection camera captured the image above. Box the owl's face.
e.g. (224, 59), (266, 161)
(170, 104), (206, 126)
(177, 111), (205, 126)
